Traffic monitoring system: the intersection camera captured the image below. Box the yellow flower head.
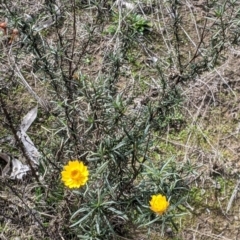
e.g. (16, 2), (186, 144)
(149, 194), (169, 215)
(61, 160), (89, 188)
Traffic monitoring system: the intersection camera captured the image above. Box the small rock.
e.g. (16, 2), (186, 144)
(166, 226), (173, 236)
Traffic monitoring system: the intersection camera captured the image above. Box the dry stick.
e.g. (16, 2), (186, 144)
(69, 0), (76, 79)
(7, 54), (49, 112)
(0, 95), (41, 184)
(226, 179), (240, 213)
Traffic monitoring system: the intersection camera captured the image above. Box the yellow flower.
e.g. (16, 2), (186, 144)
(149, 194), (169, 215)
(61, 160), (89, 188)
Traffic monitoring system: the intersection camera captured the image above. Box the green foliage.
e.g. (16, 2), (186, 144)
(70, 157), (188, 238)
(106, 12), (151, 36)
(126, 13), (152, 34)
